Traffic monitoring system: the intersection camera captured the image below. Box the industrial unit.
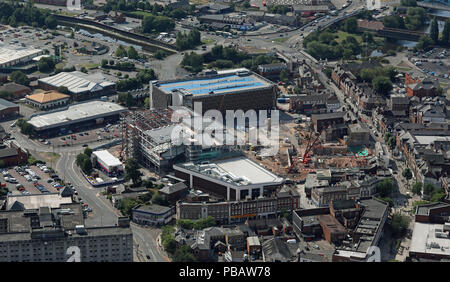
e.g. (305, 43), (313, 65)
(28, 100), (127, 136)
(0, 44), (43, 69)
(37, 71), (115, 101)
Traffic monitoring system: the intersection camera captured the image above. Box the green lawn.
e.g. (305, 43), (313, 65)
(78, 63), (100, 70)
(334, 31), (363, 44)
(130, 11), (154, 18)
(201, 38), (216, 45)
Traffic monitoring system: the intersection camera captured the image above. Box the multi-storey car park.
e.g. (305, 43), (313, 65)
(149, 68), (277, 114)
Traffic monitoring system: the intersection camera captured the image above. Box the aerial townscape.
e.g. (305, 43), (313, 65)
(0, 0), (448, 265)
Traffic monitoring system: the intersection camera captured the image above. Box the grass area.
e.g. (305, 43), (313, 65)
(201, 38), (216, 45)
(78, 63), (100, 70)
(190, 0), (209, 4)
(334, 31), (363, 44)
(130, 11), (154, 18)
(33, 152), (60, 167)
(395, 66), (412, 72)
(55, 61), (67, 69)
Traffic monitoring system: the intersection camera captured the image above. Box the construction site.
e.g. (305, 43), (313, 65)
(243, 117), (374, 182)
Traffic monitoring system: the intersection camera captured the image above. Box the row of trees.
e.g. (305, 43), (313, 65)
(115, 68), (157, 92)
(161, 225), (196, 262)
(177, 216), (216, 230)
(142, 14), (175, 34)
(76, 147), (94, 175)
(181, 45), (280, 73)
(0, 2), (57, 29)
(176, 29), (201, 51)
(17, 118), (35, 136)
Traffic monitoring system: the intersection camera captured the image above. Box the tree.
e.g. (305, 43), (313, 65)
(415, 35), (434, 51)
(430, 17), (439, 44)
(84, 147), (93, 157)
(376, 178), (396, 197)
(442, 20), (450, 46)
(402, 168), (413, 188)
(80, 67), (88, 73)
(412, 182), (422, 195)
(127, 46), (139, 60)
(154, 50), (167, 60)
(124, 158), (143, 185)
(115, 45), (127, 58)
(423, 183), (435, 196)
(38, 57), (55, 73)
(101, 59), (108, 68)
(280, 70), (289, 83)
(44, 15), (57, 29)
(172, 245), (196, 262)
(343, 17), (358, 34)
(151, 193), (169, 206)
(390, 213), (409, 237)
(372, 76), (393, 95)
(57, 86), (70, 94)
(10, 71), (30, 86)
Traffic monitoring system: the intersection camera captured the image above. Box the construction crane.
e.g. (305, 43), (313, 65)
(302, 126), (326, 165)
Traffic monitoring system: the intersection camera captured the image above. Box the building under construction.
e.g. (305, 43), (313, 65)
(121, 107), (238, 173)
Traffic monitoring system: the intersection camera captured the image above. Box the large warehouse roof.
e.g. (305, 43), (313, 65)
(28, 100), (127, 131)
(38, 71), (115, 94)
(0, 44), (43, 67)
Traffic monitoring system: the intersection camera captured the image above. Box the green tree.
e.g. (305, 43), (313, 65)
(279, 69), (289, 83)
(423, 183), (435, 196)
(430, 17), (439, 43)
(376, 178), (396, 197)
(172, 245), (196, 262)
(415, 35), (434, 51)
(412, 182), (422, 195)
(390, 213), (409, 237)
(127, 46), (139, 60)
(402, 168), (413, 188)
(343, 17), (358, 34)
(151, 193), (169, 206)
(115, 45), (127, 58)
(372, 76), (393, 95)
(57, 86), (70, 94)
(442, 20), (450, 45)
(38, 57), (55, 73)
(84, 147), (93, 157)
(101, 59), (108, 68)
(10, 71), (30, 86)
(124, 158), (143, 185)
(44, 15), (57, 29)
(154, 50), (167, 60)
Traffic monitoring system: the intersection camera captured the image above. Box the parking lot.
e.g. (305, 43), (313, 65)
(411, 48), (450, 79)
(2, 164), (64, 196)
(39, 122), (122, 148)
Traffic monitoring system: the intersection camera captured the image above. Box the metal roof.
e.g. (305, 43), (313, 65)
(38, 71), (115, 94)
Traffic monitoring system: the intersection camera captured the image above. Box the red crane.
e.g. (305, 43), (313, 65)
(302, 126), (325, 164)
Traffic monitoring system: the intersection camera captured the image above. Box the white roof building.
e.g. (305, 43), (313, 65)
(38, 71), (115, 94)
(92, 150), (123, 173)
(0, 44), (44, 68)
(28, 100), (127, 131)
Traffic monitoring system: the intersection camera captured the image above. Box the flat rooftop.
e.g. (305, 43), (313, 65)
(0, 45), (43, 67)
(92, 150), (123, 168)
(175, 155), (284, 187)
(158, 70), (272, 96)
(410, 222), (450, 256)
(6, 193), (72, 210)
(28, 100), (127, 130)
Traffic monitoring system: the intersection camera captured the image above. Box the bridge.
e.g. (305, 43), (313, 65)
(53, 14), (178, 54)
(377, 27), (425, 41)
(417, 1), (450, 11)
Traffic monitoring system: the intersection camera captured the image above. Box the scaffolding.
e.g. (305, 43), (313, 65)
(120, 108), (174, 168)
